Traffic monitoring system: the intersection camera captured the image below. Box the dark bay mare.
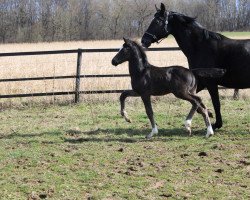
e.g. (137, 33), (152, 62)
(141, 3), (250, 130)
(112, 38), (226, 138)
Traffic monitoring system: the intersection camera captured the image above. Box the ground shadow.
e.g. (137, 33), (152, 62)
(67, 127), (191, 137)
(1, 127), (248, 144)
(64, 127), (208, 144)
(0, 130), (62, 140)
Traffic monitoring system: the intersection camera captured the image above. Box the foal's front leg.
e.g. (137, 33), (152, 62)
(120, 90), (139, 123)
(141, 95), (158, 139)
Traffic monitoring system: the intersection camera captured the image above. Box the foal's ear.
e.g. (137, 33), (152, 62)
(123, 37), (132, 46)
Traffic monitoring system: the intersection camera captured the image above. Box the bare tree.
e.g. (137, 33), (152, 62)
(0, 0), (249, 43)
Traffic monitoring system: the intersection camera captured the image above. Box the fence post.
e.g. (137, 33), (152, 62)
(233, 89), (239, 100)
(75, 49), (82, 103)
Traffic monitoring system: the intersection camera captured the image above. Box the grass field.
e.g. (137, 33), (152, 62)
(0, 33), (249, 199)
(220, 32), (250, 38)
(0, 97), (249, 199)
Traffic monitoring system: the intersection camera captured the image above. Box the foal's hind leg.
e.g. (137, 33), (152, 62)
(174, 92), (199, 135)
(196, 85), (213, 117)
(190, 94), (214, 137)
(185, 103), (198, 136)
(120, 90), (139, 123)
(196, 100), (213, 118)
(175, 92), (213, 137)
(199, 106), (214, 138)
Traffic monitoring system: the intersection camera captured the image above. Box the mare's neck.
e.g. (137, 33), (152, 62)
(172, 24), (198, 58)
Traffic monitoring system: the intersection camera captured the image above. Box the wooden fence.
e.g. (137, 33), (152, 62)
(0, 47), (235, 103)
(0, 47), (180, 103)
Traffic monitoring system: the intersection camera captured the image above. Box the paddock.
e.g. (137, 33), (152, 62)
(0, 98), (249, 199)
(0, 36), (249, 199)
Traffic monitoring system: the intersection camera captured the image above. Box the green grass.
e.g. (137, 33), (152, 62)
(0, 97), (249, 199)
(220, 31), (250, 38)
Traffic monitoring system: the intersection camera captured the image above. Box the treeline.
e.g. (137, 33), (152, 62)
(0, 0), (249, 43)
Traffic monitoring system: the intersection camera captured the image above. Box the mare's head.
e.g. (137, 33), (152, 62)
(112, 38), (147, 66)
(141, 3), (196, 47)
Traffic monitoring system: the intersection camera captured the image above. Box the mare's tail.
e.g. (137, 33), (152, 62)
(192, 68), (226, 78)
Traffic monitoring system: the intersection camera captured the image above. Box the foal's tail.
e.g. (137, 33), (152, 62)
(192, 68), (226, 78)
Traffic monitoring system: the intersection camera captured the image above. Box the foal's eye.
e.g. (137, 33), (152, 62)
(124, 47), (129, 51)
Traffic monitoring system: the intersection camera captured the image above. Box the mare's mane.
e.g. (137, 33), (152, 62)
(155, 10), (224, 41)
(173, 12), (223, 40)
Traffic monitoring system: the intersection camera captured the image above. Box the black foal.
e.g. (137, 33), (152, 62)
(112, 38), (225, 139)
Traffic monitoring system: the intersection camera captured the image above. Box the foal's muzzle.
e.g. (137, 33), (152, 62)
(111, 58), (119, 66)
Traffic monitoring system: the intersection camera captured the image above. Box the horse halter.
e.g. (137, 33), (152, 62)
(144, 14), (169, 44)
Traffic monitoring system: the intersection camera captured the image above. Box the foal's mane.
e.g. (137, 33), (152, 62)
(131, 41), (148, 65)
(171, 12), (224, 41)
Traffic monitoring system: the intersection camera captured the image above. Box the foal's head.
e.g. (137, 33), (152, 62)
(112, 38), (147, 66)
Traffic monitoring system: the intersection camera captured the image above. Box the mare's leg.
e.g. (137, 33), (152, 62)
(141, 95), (158, 139)
(196, 83), (205, 93)
(120, 90), (139, 123)
(207, 85), (222, 130)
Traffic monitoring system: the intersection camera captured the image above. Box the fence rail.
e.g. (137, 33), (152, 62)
(0, 47), (229, 102)
(0, 47), (180, 57)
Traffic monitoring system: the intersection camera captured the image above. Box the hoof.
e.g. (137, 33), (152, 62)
(125, 118), (132, 123)
(206, 133), (213, 138)
(185, 120), (192, 135)
(206, 126), (214, 138)
(145, 134), (153, 140)
(185, 126), (192, 136)
(121, 111), (132, 123)
(146, 126), (158, 139)
(212, 122), (222, 130)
